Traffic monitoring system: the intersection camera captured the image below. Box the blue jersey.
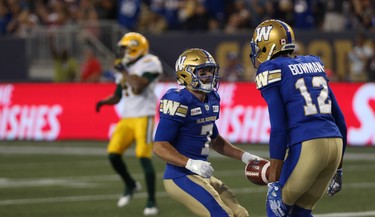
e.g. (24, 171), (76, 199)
(255, 55), (344, 159)
(154, 88), (220, 178)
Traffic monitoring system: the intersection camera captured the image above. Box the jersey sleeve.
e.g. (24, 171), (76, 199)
(261, 82), (288, 160)
(329, 86), (347, 155)
(255, 62), (287, 159)
(154, 117), (180, 143)
(114, 73), (123, 98)
(154, 88), (189, 143)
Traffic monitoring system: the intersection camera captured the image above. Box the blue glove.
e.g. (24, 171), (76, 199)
(267, 182), (287, 217)
(327, 168), (343, 196)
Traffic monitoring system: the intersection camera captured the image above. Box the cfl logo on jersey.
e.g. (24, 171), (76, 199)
(255, 69), (281, 89)
(255, 26), (273, 42)
(160, 99), (188, 117)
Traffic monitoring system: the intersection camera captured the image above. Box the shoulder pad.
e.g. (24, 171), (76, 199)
(159, 88), (189, 118)
(210, 91), (221, 101)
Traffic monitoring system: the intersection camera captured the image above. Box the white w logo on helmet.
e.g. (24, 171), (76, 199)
(175, 55), (187, 71)
(129, 39), (139, 47)
(255, 26), (273, 42)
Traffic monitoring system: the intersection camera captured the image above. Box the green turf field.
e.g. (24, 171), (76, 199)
(1, 141), (374, 217)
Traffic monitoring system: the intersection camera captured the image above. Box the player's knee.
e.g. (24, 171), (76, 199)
(108, 153), (122, 163)
(136, 151), (152, 159)
(217, 206), (234, 217)
(232, 205), (249, 217)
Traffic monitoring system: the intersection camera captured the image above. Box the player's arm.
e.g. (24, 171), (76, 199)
(117, 65), (159, 94)
(123, 71), (148, 94)
(211, 125), (259, 163)
(261, 85), (288, 182)
(329, 86), (347, 168)
(327, 86), (346, 197)
(153, 117), (213, 177)
(153, 116), (190, 166)
(153, 142), (189, 167)
(96, 84), (122, 112)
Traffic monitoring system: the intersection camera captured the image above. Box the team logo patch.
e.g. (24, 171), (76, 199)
(213, 105), (219, 113)
(205, 104), (209, 111)
(160, 99), (187, 117)
(191, 107), (202, 116)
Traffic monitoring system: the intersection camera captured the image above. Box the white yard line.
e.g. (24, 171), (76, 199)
(0, 188), (374, 217)
(0, 188), (261, 206)
(315, 211), (375, 217)
(1, 170), (374, 189)
(1, 146), (374, 161)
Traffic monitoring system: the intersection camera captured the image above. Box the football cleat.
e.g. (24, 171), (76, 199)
(143, 206), (159, 216)
(117, 181), (142, 207)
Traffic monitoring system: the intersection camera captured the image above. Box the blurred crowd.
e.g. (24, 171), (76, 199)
(0, 0), (374, 83)
(1, 0), (374, 37)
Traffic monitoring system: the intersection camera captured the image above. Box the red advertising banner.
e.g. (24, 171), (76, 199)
(0, 82), (374, 146)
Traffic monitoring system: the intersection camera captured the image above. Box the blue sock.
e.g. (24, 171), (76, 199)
(290, 205), (312, 217)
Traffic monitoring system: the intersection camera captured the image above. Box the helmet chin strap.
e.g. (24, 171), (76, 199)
(190, 76), (213, 93)
(266, 44), (276, 61)
(199, 82), (212, 93)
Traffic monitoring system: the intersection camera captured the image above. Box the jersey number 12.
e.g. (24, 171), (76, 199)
(295, 76), (331, 116)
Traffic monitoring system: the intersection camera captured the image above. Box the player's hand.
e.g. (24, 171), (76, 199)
(241, 152), (261, 164)
(114, 59), (125, 72)
(114, 62), (125, 72)
(267, 182), (286, 217)
(185, 159), (214, 178)
(327, 168), (343, 196)
(96, 101), (104, 113)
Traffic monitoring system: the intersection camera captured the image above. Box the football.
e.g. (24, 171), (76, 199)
(244, 159), (270, 185)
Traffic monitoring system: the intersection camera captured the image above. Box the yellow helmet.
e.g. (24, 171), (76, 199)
(250, 19), (295, 68)
(117, 32), (149, 64)
(175, 48), (220, 93)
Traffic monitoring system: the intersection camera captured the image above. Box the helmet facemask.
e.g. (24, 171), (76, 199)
(190, 64), (220, 93)
(121, 46), (136, 65)
(250, 39), (260, 68)
(175, 48), (221, 93)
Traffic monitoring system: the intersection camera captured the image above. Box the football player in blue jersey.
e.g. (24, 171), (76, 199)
(153, 48), (261, 217)
(249, 19), (347, 217)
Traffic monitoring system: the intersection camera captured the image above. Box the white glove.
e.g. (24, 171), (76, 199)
(241, 152), (259, 164)
(185, 159), (214, 178)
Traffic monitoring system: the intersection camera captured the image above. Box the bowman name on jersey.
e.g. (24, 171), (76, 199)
(255, 55), (342, 148)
